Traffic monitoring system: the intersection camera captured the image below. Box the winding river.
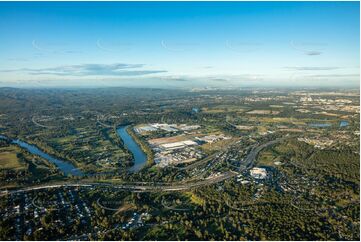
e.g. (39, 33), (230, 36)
(0, 126), (147, 176)
(116, 126), (147, 173)
(0, 135), (83, 176)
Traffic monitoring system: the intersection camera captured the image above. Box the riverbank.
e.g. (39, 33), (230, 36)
(125, 125), (154, 167)
(0, 135), (84, 177)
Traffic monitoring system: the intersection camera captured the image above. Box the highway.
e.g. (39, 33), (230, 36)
(171, 138), (240, 171)
(31, 116), (54, 129)
(0, 171), (237, 197)
(242, 137), (285, 169)
(0, 137), (285, 197)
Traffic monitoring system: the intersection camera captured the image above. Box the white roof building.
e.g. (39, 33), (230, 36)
(250, 167), (267, 179)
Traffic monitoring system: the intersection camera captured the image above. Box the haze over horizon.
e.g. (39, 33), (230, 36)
(0, 1), (359, 88)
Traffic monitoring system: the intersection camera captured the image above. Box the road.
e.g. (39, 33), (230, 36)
(161, 199), (191, 211)
(96, 115), (114, 128)
(171, 150), (222, 171)
(0, 137), (285, 196)
(31, 116), (54, 129)
(0, 171), (237, 196)
(242, 137), (285, 169)
(171, 138), (239, 171)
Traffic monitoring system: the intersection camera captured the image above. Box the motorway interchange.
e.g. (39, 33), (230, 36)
(1, 137), (284, 197)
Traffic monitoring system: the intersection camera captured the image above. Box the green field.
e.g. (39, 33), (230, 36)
(0, 146), (26, 170)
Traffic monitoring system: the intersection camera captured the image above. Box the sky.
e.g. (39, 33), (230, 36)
(0, 1), (359, 88)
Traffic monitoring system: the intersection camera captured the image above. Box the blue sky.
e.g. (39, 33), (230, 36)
(0, 1), (359, 88)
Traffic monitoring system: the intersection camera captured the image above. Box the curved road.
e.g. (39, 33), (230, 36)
(242, 137), (285, 169)
(0, 137), (286, 196)
(0, 171), (237, 197)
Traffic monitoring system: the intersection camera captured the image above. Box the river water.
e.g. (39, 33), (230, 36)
(339, 120), (349, 127)
(0, 135), (83, 176)
(116, 126), (147, 173)
(308, 123), (332, 128)
(0, 126), (147, 176)
(308, 121), (349, 128)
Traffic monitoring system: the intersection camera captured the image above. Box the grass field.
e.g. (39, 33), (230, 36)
(257, 150), (279, 166)
(0, 146), (26, 170)
(115, 203), (136, 215)
(185, 192), (205, 206)
(200, 138), (236, 154)
(202, 105), (248, 113)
